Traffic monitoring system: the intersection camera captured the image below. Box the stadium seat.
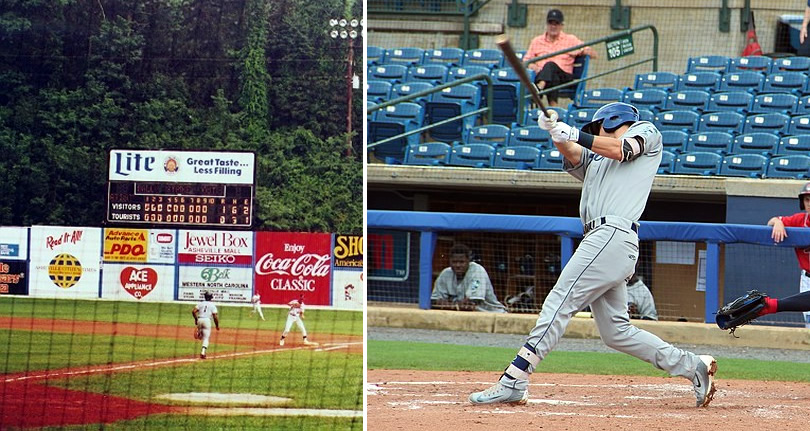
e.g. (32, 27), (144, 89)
(655, 110), (700, 133)
(638, 109), (655, 122)
(493, 145), (540, 170)
(706, 91), (754, 113)
(686, 55), (730, 74)
(731, 132), (780, 156)
(448, 65), (492, 82)
(367, 80), (393, 104)
(658, 150), (677, 174)
(676, 72), (721, 92)
(698, 111), (745, 134)
(750, 93), (798, 114)
(742, 112), (790, 135)
(448, 143), (496, 168)
(508, 126), (552, 149)
(369, 102), (425, 163)
(523, 106), (568, 127)
(425, 83), (481, 142)
(403, 142), (451, 166)
(729, 56), (772, 73)
(661, 130), (689, 153)
(567, 108), (598, 129)
(664, 90), (710, 112)
(533, 148), (565, 171)
(788, 114), (810, 135)
(462, 48), (504, 69)
(490, 68), (531, 124)
(633, 72), (679, 91)
(622, 88), (668, 112)
(367, 46), (386, 65)
(766, 154), (810, 179)
(672, 151), (723, 175)
(771, 56), (810, 74)
(717, 71), (764, 94)
(385, 47), (425, 66)
(391, 82), (435, 106)
(795, 95), (810, 115)
(422, 48), (465, 67)
(719, 154), (769, 178)
(406, 64), (449, 86)
(685, 131), (733, 154)
(577, 88), (624, 108)
(777, 135), (810, 156)
(368, 64), (409, 84)
(762, 72), (806, 95)
(465, 124), (510, 147)
(557, 55), (589, 103)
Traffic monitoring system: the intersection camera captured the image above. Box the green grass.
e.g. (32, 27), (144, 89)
(368, 340), (810, 383)
(45, 415), (361, 431)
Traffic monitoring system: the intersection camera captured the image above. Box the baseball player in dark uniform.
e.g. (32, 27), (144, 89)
(469, 102), (717, 408)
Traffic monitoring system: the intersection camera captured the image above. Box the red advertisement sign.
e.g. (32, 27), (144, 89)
(254, 232), (331, 305)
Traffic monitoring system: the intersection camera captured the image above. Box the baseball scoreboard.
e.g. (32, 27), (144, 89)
(106, 150), (256, 228)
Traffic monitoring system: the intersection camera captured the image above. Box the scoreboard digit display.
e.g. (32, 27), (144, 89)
(106, 150), (255, 229)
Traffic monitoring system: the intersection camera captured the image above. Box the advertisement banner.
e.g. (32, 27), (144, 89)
(102, 228), (176, 264)
(0, 260), (28, 295)
(29, 226), (102, 299)
(108, 150), (255, 184)
(333, 234), (363, 268)
(100, 264), (176, 302)
(177, 230), (253, 266)
(177, 265), (253, 303)
(0, 226), (28, 260)
(331, 269), (364, 310)
(254, 232), (332, 305)
(368, 229), (410, 281)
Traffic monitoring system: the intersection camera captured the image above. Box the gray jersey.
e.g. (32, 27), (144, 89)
(431, 262), (507, 313)
(563, 121), (662, 224)
(626, 279), (658, 320)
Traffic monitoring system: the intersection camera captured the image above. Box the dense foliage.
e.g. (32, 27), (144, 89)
(0, 0), (363, 233)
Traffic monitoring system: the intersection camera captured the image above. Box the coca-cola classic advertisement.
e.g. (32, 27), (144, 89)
(254, 232), (332, 305)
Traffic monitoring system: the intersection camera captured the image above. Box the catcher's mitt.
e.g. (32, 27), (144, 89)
(715, 290), (767, 336)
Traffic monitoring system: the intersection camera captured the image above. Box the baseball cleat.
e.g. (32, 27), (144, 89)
(303, 340), (317, 346)
(469, 382), (528, 405)
(279, 339), (285, 346)
(693, 355), (717, 407)
(200, 354), (206, 359)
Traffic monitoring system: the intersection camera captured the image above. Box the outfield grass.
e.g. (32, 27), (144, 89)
(368, 340), (810, 382)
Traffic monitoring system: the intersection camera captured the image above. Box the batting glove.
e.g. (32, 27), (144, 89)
(537, 109), (558, 131)
(550, 121), (579, 143)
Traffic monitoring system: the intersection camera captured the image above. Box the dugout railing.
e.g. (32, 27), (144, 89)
(368, 210), (810, 326)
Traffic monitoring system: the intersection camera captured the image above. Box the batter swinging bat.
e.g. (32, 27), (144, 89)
(495, 34), (551, 118)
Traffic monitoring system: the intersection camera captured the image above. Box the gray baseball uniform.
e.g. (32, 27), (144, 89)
(627, 278), (658, 320)
(431, 262), (507, 313)
(499, 121), (702, 391)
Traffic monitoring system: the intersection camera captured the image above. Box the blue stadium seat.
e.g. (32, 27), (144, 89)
(771, 56), (810, 74)
(448, 143), (496, 168)
(508, 126), (552, 149)
(558, 55), (590, 103)
(633, 72), (679, 91)
(795, 95), (810, 115)
(661, 130), (689, 153)
(533, 148), (565, 171)
(686, 55), (730, 74)
(493, 145), (540, 170)
(462, 48), (504, 69)
(422, 48), (465, 67)
(742, 112), (790, 135)
(391, 82), (435, 106)
(367, 80), (393, 104)
(425, 83), (481, 142)
(719, 154), (769, 178)
(368, 64), (409, 84)
(368, 46), (386, 65)
(762, 72), (806, 95)
(698, 111), (745, 134)
(777, 135), (810, 156)
(567, 108), (598, 129)
(655, 110), (700, 133)
(672, 151), (723, 175)
(717, 71), (764, 94)
(448, 65), (492, 82)
(788, 114), (810, 135)
(622, 88), (668, 112)
(750, 93), (798, 114)
(403, 142), (451, 166)
(658, 150), (677, 174)
(369, 102), (425, 163)
(731, 132), (780, 156)
(385, 47), (425, 66)
(577, 88), (624, 108)
(729, 56), (772, 73)
(676, 72), (721, 92)
(664, 90), (710, 112)
(706, 91), (754, 113)
(523, 107), (568, 127)
(685, 131), (733, 154)
(638, 109), (655, 122)
(465, 124), (510, 147)
(766, 154), (810, 179)
(491, 68), (531, 124)
(406, 64), (449, 86)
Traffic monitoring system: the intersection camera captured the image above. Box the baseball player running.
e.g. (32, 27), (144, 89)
(249, 293), (265, 320)
(192, 291), (220, 359)
(469, 102), (717, 408)
(279, 296), (316, 346)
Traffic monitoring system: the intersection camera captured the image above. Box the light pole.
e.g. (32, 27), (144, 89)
(329, 17), (363, 157)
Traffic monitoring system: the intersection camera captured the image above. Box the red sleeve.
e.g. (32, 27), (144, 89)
(779, 213), (807, 227)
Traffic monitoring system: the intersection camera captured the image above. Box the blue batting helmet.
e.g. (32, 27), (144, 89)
(581, 102), (640, 135)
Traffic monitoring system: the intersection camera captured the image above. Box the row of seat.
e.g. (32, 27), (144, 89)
(685, 55), (810, 75)
(626, 70), (810, 96)
(368, 46), (520, 69)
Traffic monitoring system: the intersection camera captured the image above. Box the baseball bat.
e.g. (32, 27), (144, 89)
(495, 34), (551, 119)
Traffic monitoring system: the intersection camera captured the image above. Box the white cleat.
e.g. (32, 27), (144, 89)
(279, 339), (285, 346)
(693, 355), (717, 408)
(469, 382), (528, 405)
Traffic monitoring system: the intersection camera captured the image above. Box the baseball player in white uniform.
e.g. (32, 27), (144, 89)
(469, 102), (717, 408)
(279, 296), (316, 346)
(192, 291), (219, 359)
(249, 293), (265, 320)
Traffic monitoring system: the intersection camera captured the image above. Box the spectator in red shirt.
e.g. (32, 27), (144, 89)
(767, 181), (810, 328)
(525, 9), (598, 107)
